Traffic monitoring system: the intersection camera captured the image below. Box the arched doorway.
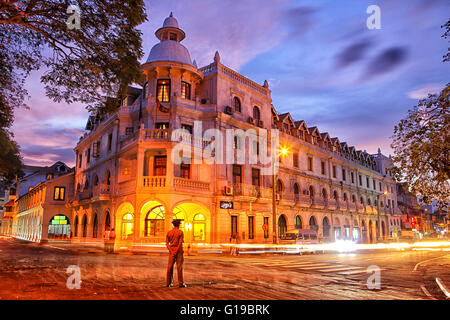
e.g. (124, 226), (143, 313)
(369, 221), (373, 243)
(145, 205), (165, 237)
(121, 213), (134, 240)
(193, 213), (206, 241)
(323, 217), (330, 239)
(48, 215), (70, 239)
(104, 211), (111, 231)
(74, 216), (79, 237)
(171, 202), (210, 243)
(309, 216), (318, 237)
(295, 215), (302, 229)
(334, 217), (341, 240)
(278, 215), (287, 239)
(82, 214), (87, 238)
(92, 214), (98, 238)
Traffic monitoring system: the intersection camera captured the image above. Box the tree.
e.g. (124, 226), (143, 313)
(0, 0), (147, 185)
(390, 21), (450, 210)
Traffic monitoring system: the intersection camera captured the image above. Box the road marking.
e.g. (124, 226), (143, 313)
(338, 269), (373, 275)
(297, 264), (337, 270)
(435, 278), (450, 299)
(420, 285), (436, 300)
(47, 245), (67, 251)
(413, 254), (450, 271)
(318, 266), (364, 273)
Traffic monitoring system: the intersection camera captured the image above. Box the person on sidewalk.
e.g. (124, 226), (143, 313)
(230, 234), (237, 256)
(108, 228), (116, 253)
(166, 219), (185, 288)
(103, 228), (111, 253)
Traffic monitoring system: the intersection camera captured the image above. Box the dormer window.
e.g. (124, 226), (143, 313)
(169, 32), (177, 41)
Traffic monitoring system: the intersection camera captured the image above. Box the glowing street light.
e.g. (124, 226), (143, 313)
(273, 145), (290, 244)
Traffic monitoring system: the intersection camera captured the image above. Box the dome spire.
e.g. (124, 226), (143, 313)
(214, 51), (221, 63)
(155, 12), (185, 42)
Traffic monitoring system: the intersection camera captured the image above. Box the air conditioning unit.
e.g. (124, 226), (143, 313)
(224, 106), (233, 115)
(275, 194), (281, 201)
(257, 120), (264, 127)
(224, 186), (233, 196)
(248, 116), (254, 124)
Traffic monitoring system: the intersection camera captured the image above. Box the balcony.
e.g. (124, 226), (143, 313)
(174, 178), (210, 192)
(92, 184), (111, 200)
(77, 190), (91, 201)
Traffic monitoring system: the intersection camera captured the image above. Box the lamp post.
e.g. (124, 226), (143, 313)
(273, 146), (289, 244)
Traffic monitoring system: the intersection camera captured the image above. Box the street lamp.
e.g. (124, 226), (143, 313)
(273, 145), (289, 244)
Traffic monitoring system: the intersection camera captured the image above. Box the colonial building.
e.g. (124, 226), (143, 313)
(69, 13), (402, 249)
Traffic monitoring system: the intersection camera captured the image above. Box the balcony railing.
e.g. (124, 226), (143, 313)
(174, 178), (210, 192)
(143, 176), (166, 188)
(92, 184), (111, 199)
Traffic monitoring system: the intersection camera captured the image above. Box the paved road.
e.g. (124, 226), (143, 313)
(0, 239), (448, 300)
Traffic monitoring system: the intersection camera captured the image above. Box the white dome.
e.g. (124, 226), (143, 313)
(163, 16), (179, 29)
(146, 41), (193, 65)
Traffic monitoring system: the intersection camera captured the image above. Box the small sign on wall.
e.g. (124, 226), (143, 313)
(220, 201), (233, 209)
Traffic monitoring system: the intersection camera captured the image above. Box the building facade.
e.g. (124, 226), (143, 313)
(68, 14), (402, 249)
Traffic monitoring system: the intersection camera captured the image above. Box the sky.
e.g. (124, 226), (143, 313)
(12, 0), (450, 167)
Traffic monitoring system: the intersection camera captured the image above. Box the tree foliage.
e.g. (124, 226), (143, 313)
(0, 0), (147, 186)
(390, 20), (450, 210)
(390, 86), (449, 209)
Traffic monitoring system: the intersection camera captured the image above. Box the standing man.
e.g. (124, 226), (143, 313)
(166, 220), (185, 288)
(108, 228), (116, 253)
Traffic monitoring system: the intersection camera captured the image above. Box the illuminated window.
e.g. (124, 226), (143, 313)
(157, 79), (171, 102)
(234, 97), (241, 112)
(293, 152), (299, 168)
(180, 162), (190, 179)
(54, 187), (65, 201)
(181, 82), (191, 100)
(295, 215), (302, 229)
(193, 213), (206, 241)
(121, 213), (134, 240)
(145, 206), (165, 237)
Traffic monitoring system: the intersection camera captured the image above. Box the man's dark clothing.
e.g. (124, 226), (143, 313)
(166, 228), (184, 286)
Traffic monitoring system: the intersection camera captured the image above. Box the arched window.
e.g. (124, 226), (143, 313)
(343, 193), (348, 201)
(172, 206), (186, 230)
(234, 97), (241, 112)
(105, 170), (111, 185)
(323, 217), (330, 238)
(93, 175), (99, 186)
(82, 214), (87, 238)
(333, 190), (338, 200)
(253, 106), (260, 121)
(352, 194), (356, 203)
(92, 214), (98, 238)
(295, 215), (302, 229)
(360, 196), (364, 204)
(84, 178), (89, 189)
(368, 198), (372, 206)
(193, 213), (206, 241)
(121, 213), (134, 240)
(322, 188), (327, 199)
(309, 186), (314, 198)
(104, 211), (111, 231)
(276, 179), (283, 193)
(278, 215), (287, 238)
(145, 205), (165, 237)
(293, 183), (299, 195)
